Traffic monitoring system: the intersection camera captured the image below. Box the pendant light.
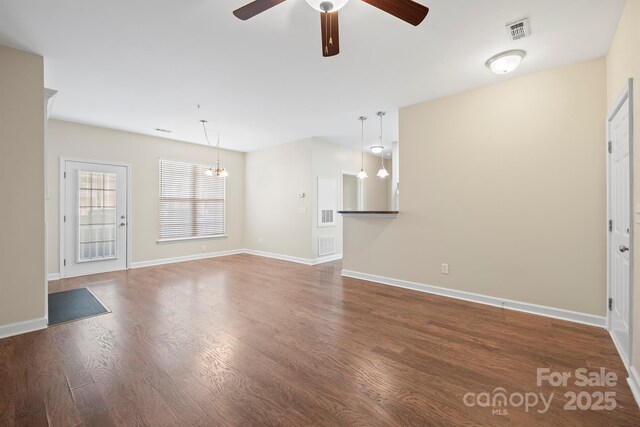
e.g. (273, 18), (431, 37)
(376, 111), (389, 178)
(357, 116), (368, 180)
(201, 120), (229, 177)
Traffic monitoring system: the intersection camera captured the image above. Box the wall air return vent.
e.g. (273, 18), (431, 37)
(318, 235), (335, 257)
(506, 18), (530, 41)
(317, 178), (337, 227)
(321, 209), (334, 224)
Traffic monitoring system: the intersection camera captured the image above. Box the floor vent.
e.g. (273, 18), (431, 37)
(318, 235), (335, 256)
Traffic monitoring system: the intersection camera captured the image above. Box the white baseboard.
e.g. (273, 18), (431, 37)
(243, 249), (313, 265)
(341, 269), (606, 328)
(0, 317), (47, 340)
(51, 249), (341, 277)
(243, 249), (342, 266)
(628, 366), (640, 410)
(310, 253), (343, 265)
(608, 329), (632, 372)
(130, 249), (245, 269)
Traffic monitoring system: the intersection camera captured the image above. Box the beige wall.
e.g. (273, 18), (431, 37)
(0, 45), (45, 326)
(244, 138), (313, 259)
(607, 0), (640, 369)
(244, 137), (392, 260)
(343, 175), (358, 211)
(311, 139), (391, 259)
(343, 58), (607, 315)
(46, 120), (245, 273)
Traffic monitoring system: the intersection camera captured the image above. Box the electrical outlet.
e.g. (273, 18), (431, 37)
(441, 264), (449, 274)
(201, 244), (207, 252)
(258, 237), (262, 244)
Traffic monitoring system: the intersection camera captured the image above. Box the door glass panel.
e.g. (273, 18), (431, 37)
(77, 171), (117, 262)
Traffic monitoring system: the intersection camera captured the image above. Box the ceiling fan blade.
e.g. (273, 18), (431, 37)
(360, 0), (429, 26)
(233, 0), (287, 20)
(320, 11), (340, 57)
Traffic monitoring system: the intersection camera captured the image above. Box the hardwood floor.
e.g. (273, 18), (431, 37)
(1, 254), (639, 426)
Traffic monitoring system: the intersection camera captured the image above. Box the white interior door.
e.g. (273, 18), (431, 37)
(608, 80), (633, 366)
(63, 160), (128, 278)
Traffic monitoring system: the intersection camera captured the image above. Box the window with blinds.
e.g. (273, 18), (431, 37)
(158, 159), (225, 241)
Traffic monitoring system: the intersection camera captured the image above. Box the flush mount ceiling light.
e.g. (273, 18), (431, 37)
(486, 49), (526, 75)
(357, 116), (368, 180)
(376, 111), (389, 178)
(370, 145), (384, 154)
(201, 120), (229, 178)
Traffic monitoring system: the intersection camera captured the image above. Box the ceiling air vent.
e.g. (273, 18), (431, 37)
(506, 18), (530, 41)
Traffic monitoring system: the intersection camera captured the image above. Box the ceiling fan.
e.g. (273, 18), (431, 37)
(232, 0), (429, 57)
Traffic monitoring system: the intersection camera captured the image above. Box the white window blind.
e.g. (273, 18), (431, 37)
(159, 159), (225, 241)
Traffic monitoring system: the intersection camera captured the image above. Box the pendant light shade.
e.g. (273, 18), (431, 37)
(377, 167), (389, 178)
(357, 116), (368, 180)
(201, 120), (229, 177)
(376, 111), (389, 179)
(217, 165), (229, 177)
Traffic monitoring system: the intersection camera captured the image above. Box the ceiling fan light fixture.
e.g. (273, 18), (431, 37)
(305, 0), (350, 12)
(486, 50), (526, 75)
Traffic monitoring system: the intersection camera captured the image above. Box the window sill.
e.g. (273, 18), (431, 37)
(157, 235), (228, 244)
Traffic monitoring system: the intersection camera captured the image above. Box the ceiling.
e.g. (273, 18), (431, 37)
(0, 0), (625, 153)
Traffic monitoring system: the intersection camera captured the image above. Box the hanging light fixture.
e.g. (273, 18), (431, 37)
(376, 111), (389, 178)
(357, 116), (368, 180)
(201, 120), (228, 177)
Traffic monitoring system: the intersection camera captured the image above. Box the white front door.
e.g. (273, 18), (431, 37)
(608, 80), (633, 366)
(63, 160), (128, 278)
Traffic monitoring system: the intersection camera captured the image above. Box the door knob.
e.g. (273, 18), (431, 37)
(619, 245), (629, 253)
(120, 222), (126, 227)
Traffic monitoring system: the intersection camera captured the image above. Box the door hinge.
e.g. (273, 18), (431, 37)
(64, 215), (66, 223)
(608, 297), (613, 311)
(609, 219), (613, 232)
(608, 141), (612, 153)
(64, 171), (67, 178)
(63, 259), (66, 266)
